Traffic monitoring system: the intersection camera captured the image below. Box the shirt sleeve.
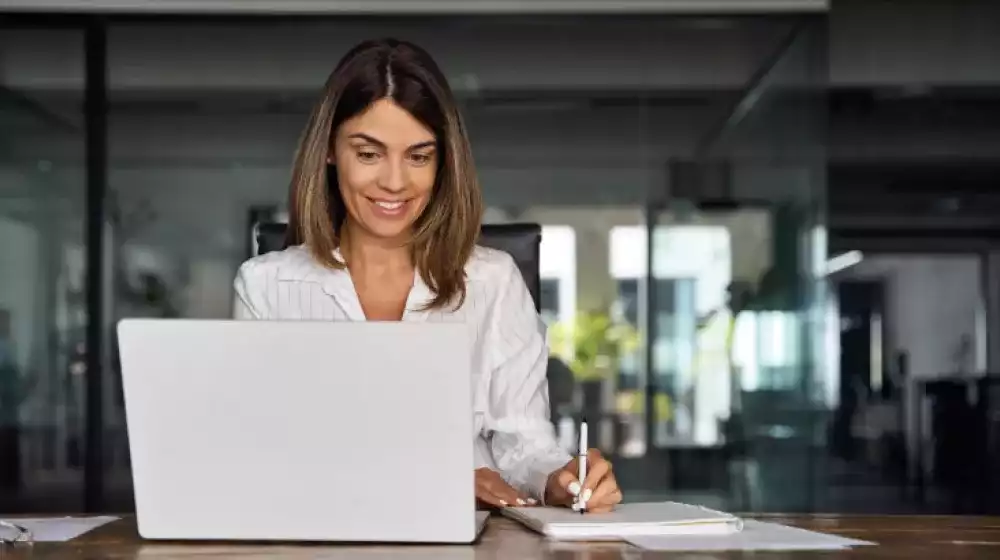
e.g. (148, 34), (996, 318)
(232, 260), (266, 319)
(483, 254), (572, 501)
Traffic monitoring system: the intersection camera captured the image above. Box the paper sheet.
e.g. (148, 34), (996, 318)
(626, 520), (875, 551)
(4, 516), (119, 542)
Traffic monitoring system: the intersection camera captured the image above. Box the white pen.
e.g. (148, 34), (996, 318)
(577, 420), (588, 513)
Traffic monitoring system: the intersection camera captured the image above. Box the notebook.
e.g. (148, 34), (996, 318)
(501, 501), (744, 541)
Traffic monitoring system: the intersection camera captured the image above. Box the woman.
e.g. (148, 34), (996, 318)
(233, 38), (621, 512)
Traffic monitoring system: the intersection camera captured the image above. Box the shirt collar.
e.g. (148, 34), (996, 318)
(276, 245), (434, 321)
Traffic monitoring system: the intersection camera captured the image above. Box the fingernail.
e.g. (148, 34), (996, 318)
(499, 500), (508, 507)
(526, 498), (537, 505)
(568, 481), (581, 496)
(516, 498), (526, 506)
(582, 488), (593, 503)
(571, 500), (582, 511)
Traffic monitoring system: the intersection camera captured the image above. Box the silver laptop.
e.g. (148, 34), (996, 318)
(117, 318), (488, 543)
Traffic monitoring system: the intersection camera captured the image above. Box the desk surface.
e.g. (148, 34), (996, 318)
(11, 513), (1000, 559)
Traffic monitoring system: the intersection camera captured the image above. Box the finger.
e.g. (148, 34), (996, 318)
(483, 478), (534, 507)
(584, 475), (622, 513)
(475, 488), (508, 509)
(549, 467), (582, 506)
(476, 468), (535, 507)
(586, 491), (622, 513)
(581, 453), (611, 505)
(476, 472), (513, 508)
(476, 496), (502, 510)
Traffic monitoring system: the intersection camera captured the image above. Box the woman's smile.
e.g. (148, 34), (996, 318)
(368, 197), (410, 218)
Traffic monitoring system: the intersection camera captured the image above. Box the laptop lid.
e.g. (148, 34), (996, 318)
(117, 318), (480, 543)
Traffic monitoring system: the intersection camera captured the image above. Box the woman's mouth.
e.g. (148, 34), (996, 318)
(368, 198), (409, 218)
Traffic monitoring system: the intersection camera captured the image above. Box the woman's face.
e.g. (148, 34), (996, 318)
(332, 98), (439, 244)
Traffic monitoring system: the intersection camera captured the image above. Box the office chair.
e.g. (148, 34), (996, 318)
(253, 222), (542, 312)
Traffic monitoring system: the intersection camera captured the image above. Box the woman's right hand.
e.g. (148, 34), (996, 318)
(475, 467), (537, 509)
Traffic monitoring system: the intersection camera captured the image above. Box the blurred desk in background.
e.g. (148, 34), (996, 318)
(915, 376), (1000, 514)
(13, 513), (1000, 559)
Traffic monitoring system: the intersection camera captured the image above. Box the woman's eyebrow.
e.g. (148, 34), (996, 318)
(346, 133), (385, 147)
(347, 133), (435, 151)
(408, 141), (436, 151)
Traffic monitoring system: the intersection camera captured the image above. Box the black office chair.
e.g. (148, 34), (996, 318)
(254, 222), (542, 312)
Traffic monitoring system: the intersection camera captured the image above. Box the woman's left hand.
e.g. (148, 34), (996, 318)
(544, 448), (622, 513)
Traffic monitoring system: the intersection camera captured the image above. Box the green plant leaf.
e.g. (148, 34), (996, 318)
(548, 309), (640, 382)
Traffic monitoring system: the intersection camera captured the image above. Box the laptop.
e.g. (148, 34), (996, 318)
(117, 318), (488, 543)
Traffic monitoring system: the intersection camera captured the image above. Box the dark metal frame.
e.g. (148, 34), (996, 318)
(83, 17), (108, 513)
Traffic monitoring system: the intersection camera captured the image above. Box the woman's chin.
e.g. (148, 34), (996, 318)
(357, 218), (415, 243)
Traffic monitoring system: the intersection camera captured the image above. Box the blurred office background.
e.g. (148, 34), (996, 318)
(2, 0), (999, 515)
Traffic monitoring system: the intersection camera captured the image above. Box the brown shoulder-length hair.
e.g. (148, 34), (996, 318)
(285, 38), (483, 310)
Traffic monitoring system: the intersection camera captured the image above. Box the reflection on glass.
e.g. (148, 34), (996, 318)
(0, 27), (86, 512)
(614, 224), (738, 448)
(519, 208), (647, 457)
(539, 225), (576, 329)
(672, 17), (827, 512)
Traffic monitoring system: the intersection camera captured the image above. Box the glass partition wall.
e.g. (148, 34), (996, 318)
(1, 13), (827, 514)
(647, 20), (828, 511)
(0, 25), (88, 513)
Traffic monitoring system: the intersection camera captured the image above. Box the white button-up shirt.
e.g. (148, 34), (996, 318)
(232, 244), (572, 500)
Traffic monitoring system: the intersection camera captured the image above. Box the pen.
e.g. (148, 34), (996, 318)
(577, 420), (587, 514)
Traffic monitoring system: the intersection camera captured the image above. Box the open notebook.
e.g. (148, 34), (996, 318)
(501, 501), (743, 541)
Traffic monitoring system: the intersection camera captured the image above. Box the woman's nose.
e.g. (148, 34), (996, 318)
(378, 160), (407, 193)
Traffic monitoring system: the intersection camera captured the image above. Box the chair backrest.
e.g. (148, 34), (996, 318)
(253, 222), (542, 312)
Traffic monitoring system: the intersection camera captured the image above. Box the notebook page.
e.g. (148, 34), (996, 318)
(502, 502), (742, 540)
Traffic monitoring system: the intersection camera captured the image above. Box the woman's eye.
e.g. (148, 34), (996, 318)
(410, 153), (433, 165)
(357, 151), (380, 163)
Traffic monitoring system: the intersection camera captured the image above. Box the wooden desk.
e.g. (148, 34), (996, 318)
(9, 514), (1000, 559)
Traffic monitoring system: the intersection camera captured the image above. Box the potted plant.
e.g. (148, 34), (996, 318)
(549, 310), (639, 423)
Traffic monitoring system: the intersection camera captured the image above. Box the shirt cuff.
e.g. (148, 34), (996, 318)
(525, 452), (573, 505)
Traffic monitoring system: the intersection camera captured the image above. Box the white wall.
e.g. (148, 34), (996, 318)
(844, 255), (983, 380)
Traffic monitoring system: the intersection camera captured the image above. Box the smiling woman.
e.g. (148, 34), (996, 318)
(284, 38), (482, 313)
(334, 100), (439, 235)
(231, 37), (621, 513)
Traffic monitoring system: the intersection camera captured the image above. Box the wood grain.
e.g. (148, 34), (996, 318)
(6, 514), (1000, 559)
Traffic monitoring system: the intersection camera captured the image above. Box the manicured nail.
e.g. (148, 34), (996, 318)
(526, 498), (538, 505)
(499, 500), (508, 507)
(568, 481), (581, 496)
(582, 488), (593, 503)
(516, 498), (526, 506)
